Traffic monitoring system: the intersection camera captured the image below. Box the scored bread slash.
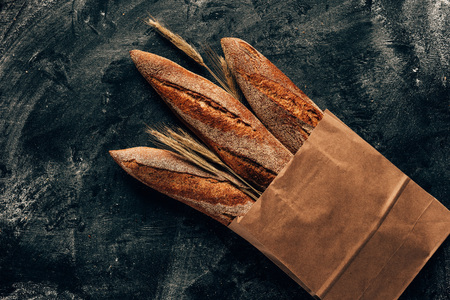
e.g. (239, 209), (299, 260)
(109, 147), (255, 225)
(221, 38), (323, 154)
(129, 50), (293, 190)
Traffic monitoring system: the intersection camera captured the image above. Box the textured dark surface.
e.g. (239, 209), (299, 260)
(0, 0), (449, 299)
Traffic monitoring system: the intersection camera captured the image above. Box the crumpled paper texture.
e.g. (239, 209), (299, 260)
(230, 110), (450, 300)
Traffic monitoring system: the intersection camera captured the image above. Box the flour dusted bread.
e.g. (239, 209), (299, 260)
(109, 147), (254, 225)
(129, 50), (292, 190)
(221, 38), (323, 153)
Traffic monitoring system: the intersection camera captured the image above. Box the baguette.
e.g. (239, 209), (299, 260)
(129, 50), (293, 190)
(109, 147), (254, 225)
(221, 38), (323, 154)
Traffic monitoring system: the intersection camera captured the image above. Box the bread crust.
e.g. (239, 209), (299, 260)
(221, 38), (323, 153)
(109, 147), (254, 225)
(130, 50), (292, 190)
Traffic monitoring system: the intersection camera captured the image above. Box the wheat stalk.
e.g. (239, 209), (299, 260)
(147, 126), (262, 200)
(202, 45), (242, 101)
(145, 16), (205, 66)
(145, 16), (242, 101)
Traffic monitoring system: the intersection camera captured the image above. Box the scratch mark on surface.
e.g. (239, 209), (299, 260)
(0, 0), (28, 44)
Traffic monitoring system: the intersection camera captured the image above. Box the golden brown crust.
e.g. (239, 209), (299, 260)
(109, 147), (254, 225)
(221, 38), (323, 154)
(129, 50), (292, 190)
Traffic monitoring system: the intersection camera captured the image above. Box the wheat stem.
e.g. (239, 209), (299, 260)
(145, 16), (242, 101)
(147, 126), (262, 201)
(145, 16), (205, 66)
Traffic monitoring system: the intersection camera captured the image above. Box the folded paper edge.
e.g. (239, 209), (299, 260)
(317, 176), (411, 298)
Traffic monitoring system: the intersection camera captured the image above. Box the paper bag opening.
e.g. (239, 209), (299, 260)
(229, 110), (450, 300)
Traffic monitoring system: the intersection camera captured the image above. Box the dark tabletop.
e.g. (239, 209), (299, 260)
(1, 0), (449, 299)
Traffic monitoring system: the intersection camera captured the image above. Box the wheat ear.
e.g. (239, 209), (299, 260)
(145, 16), (241, 100)
(147, 126), (262, 201)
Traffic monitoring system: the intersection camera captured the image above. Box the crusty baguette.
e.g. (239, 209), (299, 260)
(109, 147), (254, 225)
(221, 38), (323, 154)
(129, 50), (293, 190)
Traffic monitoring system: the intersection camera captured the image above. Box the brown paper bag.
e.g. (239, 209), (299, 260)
(229, 110), (450, 300)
